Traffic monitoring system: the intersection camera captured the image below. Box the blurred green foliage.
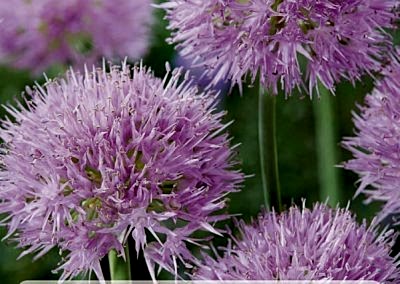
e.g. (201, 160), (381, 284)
(0, 3), (398, 283)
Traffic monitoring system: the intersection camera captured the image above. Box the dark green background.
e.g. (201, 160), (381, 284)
(0, 3), (398, 283)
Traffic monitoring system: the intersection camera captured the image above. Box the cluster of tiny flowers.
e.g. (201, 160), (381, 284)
(193, 203), (399, 282)
(343, 52), (400, 222)
(0, 0), (152, 73)
(0, 62), (243, 280)
(160, 0), (396, 95)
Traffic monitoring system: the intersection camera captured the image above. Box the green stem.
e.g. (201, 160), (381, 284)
(313, 83), (341, 206)
(108, 242), (131, 281)
(258, 84), (282, 211)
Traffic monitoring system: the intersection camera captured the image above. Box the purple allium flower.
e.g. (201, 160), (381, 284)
(160, 0), (396, 95)
(0, 0), (152, 73)
(0, 62), (243, 280)
(193, 203), (399, 282)
(174, 53), (229, 93)
(342, 52), (400, 222)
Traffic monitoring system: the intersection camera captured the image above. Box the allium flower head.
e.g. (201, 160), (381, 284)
(0, 62), (243, 280)
(343, 52), (400, 222)
(0, 0), (152, 72)
(194, 203), (399, 282)
(160, 0), (396, 95)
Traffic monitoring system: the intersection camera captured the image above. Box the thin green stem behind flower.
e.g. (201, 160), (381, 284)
(258, 84), (282, 211)
(313, 82), (341, 206)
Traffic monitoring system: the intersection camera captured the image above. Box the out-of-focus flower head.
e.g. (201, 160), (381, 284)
(160, 0), (397, 95)
(193, 203), (399, 282)
(0, 61), (243, 280)
(343, 51), (400, 222)
(0, 0), (153, 73)
(174, 53), (229, 93)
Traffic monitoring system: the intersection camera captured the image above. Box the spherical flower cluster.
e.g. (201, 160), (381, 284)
(343, 53), (400, 222)
(160, 0), (396, 95)
(193, 203), (399, 282)
(0, 62), (243, 280)
(0, 0), (152, 73)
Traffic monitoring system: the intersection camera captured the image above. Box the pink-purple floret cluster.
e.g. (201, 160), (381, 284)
(343, 52), (400, 222)
(0, 63), (243, 280)
(194, 203), (399, 282)
(0, 0), (152, 72)
(161, 0), (396, 95)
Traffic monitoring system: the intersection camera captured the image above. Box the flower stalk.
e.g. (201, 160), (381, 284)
(313, 82), (340, 206)
(108, 243), (132, 281)
(258, 84), (282, 211)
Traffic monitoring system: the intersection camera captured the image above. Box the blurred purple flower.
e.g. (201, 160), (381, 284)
(174, 53), (229, 93)
(193, 203), (399, 282)
(160, 0), (396, 95)
(0, 62), (243, 280)
(343, 52), (400, 222)
(0, 0), (152, 73)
